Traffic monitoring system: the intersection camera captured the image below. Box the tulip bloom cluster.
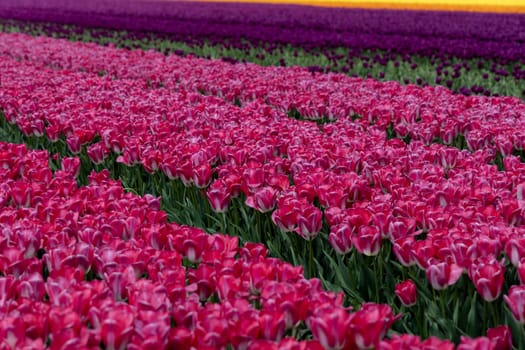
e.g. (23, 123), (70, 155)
(0, 141), (408, 349)
(1, 33), (524, 159)
(1, 17), (523, 99)
(1, 33), (525, 343)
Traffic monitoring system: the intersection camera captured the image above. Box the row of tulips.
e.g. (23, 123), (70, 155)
(2, 18), (523, 100)
(1, 0), (523, 61)
(0, 33), (524, 163)
(0, 141), (407, 350)
(2, 141), (514, 349)
(1, 33), (525, 340)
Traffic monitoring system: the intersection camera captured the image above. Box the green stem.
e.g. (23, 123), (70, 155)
(373, 258), (380, 303)
(440, 291), (446, 320)
(309, 239), (314, 278)
(419, 302), (428, 338)
(484, 301), (489, 331)
(136, 166), (143, 193)
(256, 211), (263, 244)
(490, 302), (499, 328)
(220, 212), (227, 234)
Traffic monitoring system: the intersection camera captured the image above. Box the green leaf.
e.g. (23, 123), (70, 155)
(466, 293), (479, 336)
(505, 308), (525, 349)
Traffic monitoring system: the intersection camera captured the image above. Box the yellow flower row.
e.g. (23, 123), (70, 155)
(193, 0), (525, 13)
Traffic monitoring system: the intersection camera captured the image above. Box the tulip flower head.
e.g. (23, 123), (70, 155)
(395, 279), (417, 307)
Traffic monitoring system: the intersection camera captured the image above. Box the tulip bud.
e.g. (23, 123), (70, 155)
(426, 260), (462, 290)
(349, 303), (399, 350)
(66, 135), (82, 154)
(259, 311), (286, 342)
(61, 157), (81, 178)
(206, 181), (231, 213)
(457, 336), (493, 350)
(308, 307), (352, 350)
(352, 226), (381, 256)
(192, 163), (213, 189)
(487, 326), (512, 350)
(9, 181), (32, 207)
(468, 258), (505, 302)
(392, 237), (416, 267)
(328, 224), (353, 255)
(243, 167), (265, 193)
(505, 237), (525, 267)
(395, 279), (417, 307)
(504, 285), (525, 323)
(271, 204), (297, 233)
(87, 142), (110, 165)
(100, 304), (135, 350)
(296, 205), (323, 241)
(245, 186), (277, 213)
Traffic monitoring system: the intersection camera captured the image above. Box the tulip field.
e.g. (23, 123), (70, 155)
(1, 1), (525, 349)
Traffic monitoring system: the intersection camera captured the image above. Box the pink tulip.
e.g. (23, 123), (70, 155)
(308, 307), (352, 350)
(249, 262), (277, 292)
(457, 336), (494, 350)
(87, 142), (110, 165)
(245, 186), (278, 213)
(295, 204), (323, 241)
(392, 237), (416, 267)
(426, 260), (463, 290)
(61, 157), (81, 178)
(328, 223), (353, 255)
(206, 182), (232, 213)
(66, 135), (82, 154)
(346, 208), (372, 230)
(192, 163), (213, 189)
(318, 184), (348, 209)
(9, 181), (32, 207)
(271, 204), (298, 233)
(518, 261), (525, 285)
(505, 237), (525, 267)
(167, 327), (194, 349)
(242, 167), (265, 194)
(411, 240), (435, 270)
(487, 326), (512, 350)
(504, 285), (525, 323)
(378, 334), (422, 349)
(468, 258), (505, 302)
(259, 311), (286, 341)
(349, 303), (399, 350)
(180, 235), (208, 264)
(100, 304), (135, 350)
(324, 207), (344, 227)
(388, 217), (416, 240)
(378, 334), (455, 350)
(451, 237), (477, 270)
(352, 225), (381, 256)
(295, 183), (317, 203)
(395, 279), (417, 307)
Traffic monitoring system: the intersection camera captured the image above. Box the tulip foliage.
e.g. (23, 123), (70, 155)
(1, 32), (525, 347)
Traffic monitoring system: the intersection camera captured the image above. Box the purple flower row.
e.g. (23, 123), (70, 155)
(0, 0), (524, 61)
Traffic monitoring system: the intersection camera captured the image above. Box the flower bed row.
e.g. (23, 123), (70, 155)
(1, 33), (525, 341)
(2, 18), (523, 100)
(3, 141), (512, 349)
(1, 33), (524, 163)
(0, 141), (405, 349)
(0, 0), (524, 61)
